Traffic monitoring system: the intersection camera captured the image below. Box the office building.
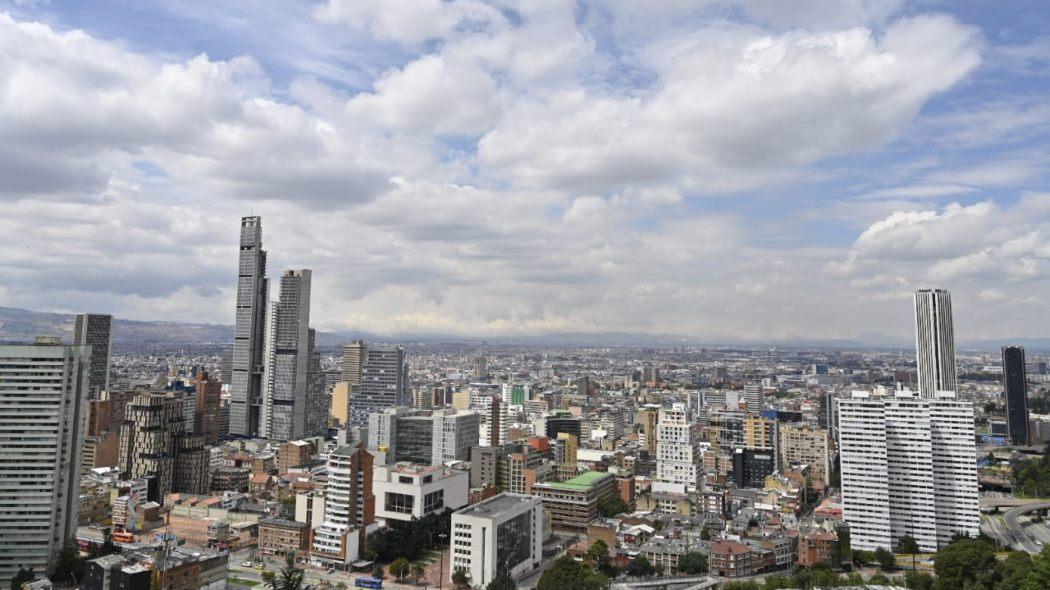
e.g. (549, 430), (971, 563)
(347, 346), (409, 427)
(258, 518), (310, 558)
(474, 392), (507, 447)
(655, 403), (703, 493)
(194, 371), (222, 445)
(744, 415), (778, 468)
(914, 289), (958, 398)
(231, 216), (269, 437)
(743, 383), (762, 412)
(0, 341), (89, 584)
(311, 444), (376, 570)
(341, 340), (366, 387)
(117, 392), (210, 499)
(1003, 346), (1029, 446)
(732, 448), (775, 489)
(838, 389), (979, 552)
(73, 313), (113, 398)
(368, 408), (480, 466)
(532, 471), (617, 531)
(545, 411), (581, 442)
(778, 424), (831, 481)
(451, 494), (544, 586)
(638, 406), (660, 453)
(472, 353), (488, 381)
(373, 464), (469, 523)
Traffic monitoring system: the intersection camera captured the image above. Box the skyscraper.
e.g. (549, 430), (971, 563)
(310, 443), (375, 570)
(838, 389), (979, 552)
(914, 289), (958, 398)
(0, 340), (89, 583)
(341, 340), (366, 387)
(1002, 346), (1029, 446)
(655, 402), (703, 493)
(73, 313), (112, 398)
(231, 216), (269, 437)
(347, 345), (409, 426)
(262, 269), (316, 441)
(117, 392), (210, 499)
(194, 371), (222, 445)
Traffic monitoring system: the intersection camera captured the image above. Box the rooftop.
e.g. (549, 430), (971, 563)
(538, 470), (611, 491)
(455, 492), (538, 517)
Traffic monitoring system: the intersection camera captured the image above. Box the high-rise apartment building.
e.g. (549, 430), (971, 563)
(341, 340), (366, 388)
(472, 353), (488, 381)
(778, 424), (831, 481)
(231, 216), (269, 437)
(1002, 346), (1029, 446)
(838, 389), (979, 552)
(639, 406), (660, 453)
(310, 444), (375, 571)
(73, 313), (113, 398)
(914, 289), (958, 398)
(0, 341), (89, 584)
(194, 371), (222, 444)
(117, 393), (210, 499)
(347, 346), (409, 426)
(655, 403), (703, 493)
(262, 269), (325, 441)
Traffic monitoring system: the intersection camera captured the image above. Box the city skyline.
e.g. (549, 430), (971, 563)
(0, 2), (1047, 342)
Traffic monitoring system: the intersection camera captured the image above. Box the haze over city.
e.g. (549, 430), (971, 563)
(1, 0), (1048, 343)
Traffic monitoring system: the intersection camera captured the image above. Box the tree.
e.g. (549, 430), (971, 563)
(700, 527), (711, 541)
(537, 556), (607, 590)
(411, 563), (427, 585)
(852, 550), (874, 567)
(269, 557), (307, 590)
(597, 497), (629, 518)
(625, 556), (657, 578)
(838, 526), (851, 565)
(677, 552), (707, 575)
(934, 537), (999, 590)
(452, 568), (471, 589)
(262, 570), (277, 587)
(874, 547), (896, 570)
(1022, 545), (1050, 590)
(586, 540), (610, 566)
(51, 540), (85, 586)
(998, 551), (1032, 590)
(904, 571), (935, 590)
(10, 568), (33, 590)
(391, 558), (412, 583)
(869, 573), (890, 585)
(486, 570), (516, 590)
(897, 535), (920, 555)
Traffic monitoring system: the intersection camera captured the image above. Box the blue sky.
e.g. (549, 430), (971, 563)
(0, 0), (1048, 343)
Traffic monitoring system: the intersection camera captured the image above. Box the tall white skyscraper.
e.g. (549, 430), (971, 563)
(73, 313), (112, 398)
(838, 389), (979, 552)
(231, 216), (269, 437)
(654, 402), (704, 494)
(914, 289), (958, 399)
(0, 340), (89, 583)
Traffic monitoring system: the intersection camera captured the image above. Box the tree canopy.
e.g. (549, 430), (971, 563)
(537, 556), (608, 590)
(677, 552), (707, 575)
(269, 557), (307, 590)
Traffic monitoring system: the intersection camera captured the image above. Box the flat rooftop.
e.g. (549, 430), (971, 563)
(456, 493), (537, 517)
(536, 470), (611, 492)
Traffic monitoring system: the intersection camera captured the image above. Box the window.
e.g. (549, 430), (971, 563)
(424, 490), (444, 514)
(385, 492), (414, 514)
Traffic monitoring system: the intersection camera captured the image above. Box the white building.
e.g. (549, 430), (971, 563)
(838, 389), (979, 552)
(373, 463), (468, 524)
(914, 289), (958, 399)
(471, 388), (508, 447)
(368, 408), (480, 466)
(311, 445), (372, 571)
(0, 341), (90, 583)
(654, 403), (703, 494)
(451, 493), (544, 587)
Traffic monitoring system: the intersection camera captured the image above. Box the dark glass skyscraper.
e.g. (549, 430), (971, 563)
(231, 216), (268, 437)
(1002, 346), (1029, 446)
(73, 313), (112, 398)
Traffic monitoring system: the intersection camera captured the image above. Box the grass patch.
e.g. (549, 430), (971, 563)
(228, 577), (261, 587)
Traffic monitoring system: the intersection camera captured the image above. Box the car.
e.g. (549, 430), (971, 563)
(241, 561), (253, 567)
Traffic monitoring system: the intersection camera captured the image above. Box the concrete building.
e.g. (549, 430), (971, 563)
(258, 518), (310, 558)
(278, 440), (314, 473)
(0, 341), (89, 584)
(373, 463), (469, 523)
(450, 494), (543, 586)
(73, 313), (112, 398)
(194, 371), (222, 445)
(532, 471), (617, 531)
(914, 289), (958, 398)
(638, 406), (660, 453)
(117, 392), (210, 498)
(331, 382), (351, 427)
(341, 340), (366, 388)
(231, 216), (269, 437)
(838, 389), (979, 552)
(311, 444), (375, 570)
(778, 424), (831, 482)
(368, 408), (480, 466)
(655, 403), (703, 493)
(347, 346), (410, 427)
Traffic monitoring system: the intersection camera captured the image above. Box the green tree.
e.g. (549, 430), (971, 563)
(869, 573), (890, 585)
(269, 557), (307, 590)
(597, 497), (629, 518)
(10, 568), (33, 590)
(897, 535), (920, 555)
(721, 583), (761, 590)
(677, 552), (707, 575)
(874, 547), (896, 570)
(261, 570), (277, 587)
(838, 526), (851, 564)
(390, 558), (411, 583)
(486, 570), (516, 590)
(852, 550), (874, 567)
(586, 540), (610, 565)
(411, 563), (427, 585)
(700, 527), (711, 541)
(452, 568), (471, 589)
(904, 571), (935, 590)
(625, 555), (657, 578)
(934, 537), (999, 590)
(998, 551), (1032, 590)
(537, 556), (607, 590)
(1022, 545), (1050, 590)
(51, 540), (85, 586)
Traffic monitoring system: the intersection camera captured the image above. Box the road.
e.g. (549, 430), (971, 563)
(1001, 502), (1050, 554)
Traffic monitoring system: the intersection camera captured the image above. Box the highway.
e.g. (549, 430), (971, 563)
(1000, 502), (1050, 554)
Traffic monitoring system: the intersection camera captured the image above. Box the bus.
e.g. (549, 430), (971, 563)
(355, 577), (383, 589)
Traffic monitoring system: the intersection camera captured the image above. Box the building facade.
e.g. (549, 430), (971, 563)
(117, 393), (210, 498)
(450, 494), (543, 587)
(347, 346), (409, 427)
(373, 464), (469, 523)
(231, 216), (269, 437)
(914, 289), (958, 398)
(655, 403), (703, 493)
(0, 342), (90, 584)
(311, 444), (375, 570)
(531, 471), (617, 531)
(838, 389), (979, 552)
(1003, 346), (1029, 446)
(73, 313), (113, 398)
(194, 371), (222, 445)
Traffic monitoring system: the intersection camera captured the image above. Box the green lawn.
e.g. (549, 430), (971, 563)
(228, 577), (261, 587)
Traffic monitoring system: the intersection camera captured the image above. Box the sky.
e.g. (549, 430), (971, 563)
(1, 0), (1048, 344)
